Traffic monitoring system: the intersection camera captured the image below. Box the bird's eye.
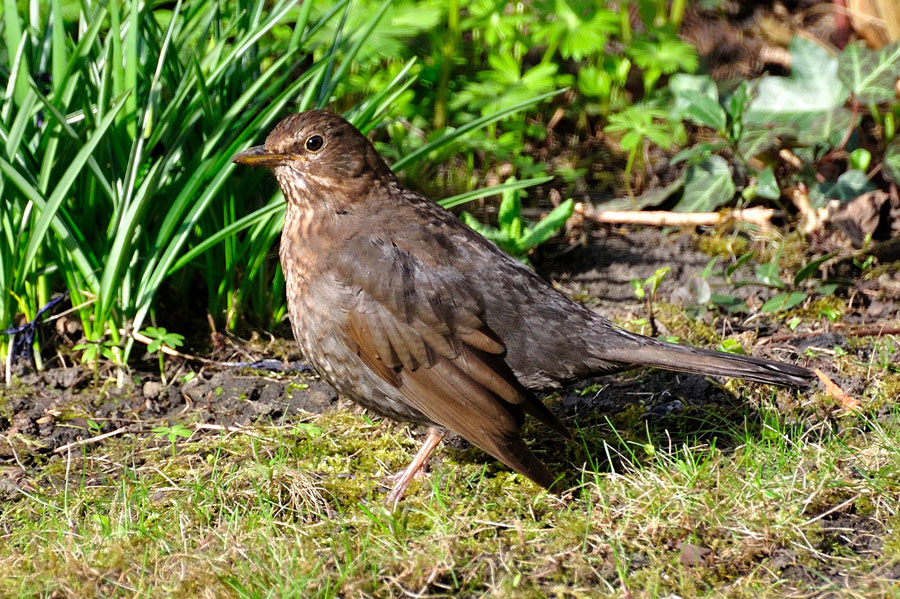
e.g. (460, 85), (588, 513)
(305, 135), (324, 152)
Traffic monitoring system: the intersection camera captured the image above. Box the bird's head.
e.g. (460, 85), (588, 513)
(232, 110), (394, 202)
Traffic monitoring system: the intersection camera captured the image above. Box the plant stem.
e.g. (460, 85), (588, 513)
(433, 0), (459, 130)
(669, 0), (686, 29)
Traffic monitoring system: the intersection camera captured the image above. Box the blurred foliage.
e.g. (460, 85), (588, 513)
(664, 37), (900, 212)
(307, 0), (698, 191)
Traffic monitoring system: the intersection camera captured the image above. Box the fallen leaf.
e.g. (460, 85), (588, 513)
(815, 368), (861, 410)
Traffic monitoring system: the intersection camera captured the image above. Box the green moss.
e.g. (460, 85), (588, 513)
(696, 228), (750, 259)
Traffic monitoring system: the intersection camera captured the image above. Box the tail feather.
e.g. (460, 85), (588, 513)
(600, 328), (814, 388)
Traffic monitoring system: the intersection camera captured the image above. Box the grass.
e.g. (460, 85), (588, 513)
(0, 346), (897, 598)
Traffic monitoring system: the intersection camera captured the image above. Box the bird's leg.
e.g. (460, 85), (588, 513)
(386, 427), (446, 507)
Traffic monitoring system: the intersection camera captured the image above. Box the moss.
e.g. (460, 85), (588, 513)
(653, 301), (723, 345)
(696, 228), (750, 259)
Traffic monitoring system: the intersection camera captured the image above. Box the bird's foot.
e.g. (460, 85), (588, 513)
(385, 427), (445, 508)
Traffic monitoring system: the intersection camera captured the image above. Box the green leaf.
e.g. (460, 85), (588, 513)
(518, 199), (574, 251)
(838, 41), (900, 104)
(727, 80), (752, 124)
(599, 174), (686, 211)
(717, 338), (746, 355)
(754, 263), (785, 288)
(883, 138), (900, 185)
(710, 294), (748, 313)
(761, 291), (807, 313)
(670, 142), (728, 166)
(798, 107), (856, 147)
(497, 181), (522, 235)
(669, 73), (718, 101)
(849, 148), (872, 172)
(725, 252), (754, 279)
(577, 65), (612, 99)
(755, 166), (780, 200)
(794, 251), (838, 286)
(746, 38), (849, 139)
(393, 89), (564, 172)
(674, 90), (726, 131)
(2, 0), (29, 105)
(438, 176), (554, 210)
(675, 155), (736, 212)
(811, 169), (876, 205)
(736, 123), (797, 158)
(459, 212), (508, 245)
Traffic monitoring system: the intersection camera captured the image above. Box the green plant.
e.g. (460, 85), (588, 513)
(2, 0), (558, 367)
(703, 251), (842, 317)
(72, 339), (118, 365)
(152, 423), (193, 456)
(603, 104), (685, 196)
(664, 37), (900, 211)
(142, 326), (184, 384)
(631, 266), (670, 336)
(1, 0), (340, 361)
(458, 178), (574, 264)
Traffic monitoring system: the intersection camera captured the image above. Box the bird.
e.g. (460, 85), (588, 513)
(232, 110), (814, 504)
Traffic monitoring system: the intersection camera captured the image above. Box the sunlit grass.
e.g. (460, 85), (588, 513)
(1, 361), (897, 598)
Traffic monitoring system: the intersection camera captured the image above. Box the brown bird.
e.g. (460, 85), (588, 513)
(233, 110), (813, 503)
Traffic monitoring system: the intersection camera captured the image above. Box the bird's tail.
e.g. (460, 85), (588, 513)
(597, 327), (814, 388)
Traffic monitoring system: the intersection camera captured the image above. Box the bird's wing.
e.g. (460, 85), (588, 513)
(333, 234), (567, 488)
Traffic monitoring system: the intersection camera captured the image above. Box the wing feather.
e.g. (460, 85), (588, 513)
(336, 235), (569, 488)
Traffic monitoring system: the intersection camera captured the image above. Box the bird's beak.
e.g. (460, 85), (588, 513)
(232, 145), (302, 167)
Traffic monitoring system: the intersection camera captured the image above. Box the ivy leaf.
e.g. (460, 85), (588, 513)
(837, 40), (900, 104)
(798, 107), (856, 147)
(670, 141), (729, 166)
(884, 138), (900, 185)
(746, 37), (849, 143)
(810, 169), (876, 206)
(676, 90), (727, 131)
(675, 155), (736, 212)
(755, 166), (780, 200)
(737, 123), (798, 158)
(599, 174), (686, 211)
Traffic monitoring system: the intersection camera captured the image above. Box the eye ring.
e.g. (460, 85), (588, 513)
(305, 135), (324, 152)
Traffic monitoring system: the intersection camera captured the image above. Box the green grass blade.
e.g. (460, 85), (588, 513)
(392, 89), (564, 172)
(167, 196), (285, 275)
(16, 92), (130, 290)
(319, 0), (393, 107)
(438, 176), (554, 209)
(2, 0), (28, 105)
(0, 157), (99, 291)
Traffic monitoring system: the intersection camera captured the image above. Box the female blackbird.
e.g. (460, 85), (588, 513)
(233, 111), (813, 503)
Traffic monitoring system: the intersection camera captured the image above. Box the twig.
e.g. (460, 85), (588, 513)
(129, 329), (219, 363)
(193, 423), (271, 440)
(53, 426), (133, 454)
(756, 324), (900, 345)
(573, 204), (775, 228)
